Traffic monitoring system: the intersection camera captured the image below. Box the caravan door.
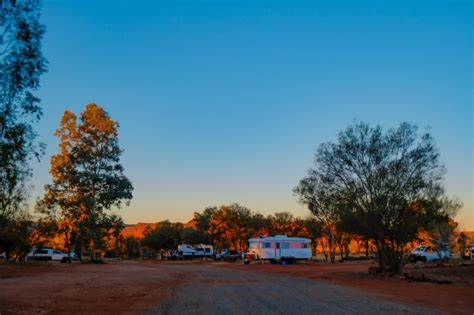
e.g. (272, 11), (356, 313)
(275, 242), (281, 260)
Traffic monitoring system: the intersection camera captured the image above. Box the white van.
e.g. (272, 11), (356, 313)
(177, 244), (214, 259)
(248, 235), (312, 264)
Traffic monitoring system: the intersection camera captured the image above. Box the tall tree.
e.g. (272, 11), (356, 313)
(294, 173), (341, 262)
(192, 207), (218, 248)
(295, 121), (458, 272)
(268, 212), (305, 236)
(209, 204), (254, 251)
(141, 221), (183, 257)
(37, 104), (133, 260)
(0, 0), (47, 260)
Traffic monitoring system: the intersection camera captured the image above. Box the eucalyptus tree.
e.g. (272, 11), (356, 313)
(141, 221), (183, 257)
(38, 104), (133, 260)
(295, 122), (457, 272)
(192, 206), (218, 248)
(0, 0), (47, 260)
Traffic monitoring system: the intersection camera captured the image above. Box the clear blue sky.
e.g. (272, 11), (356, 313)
(31, 0), (473, 228)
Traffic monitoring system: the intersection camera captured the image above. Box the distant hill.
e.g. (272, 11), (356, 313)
(121, 223), (158, 238)
(121, 220), (195, 239)
(459, 231), (474, 240)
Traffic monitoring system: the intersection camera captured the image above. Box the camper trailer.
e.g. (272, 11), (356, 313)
(177, 244), (214, 259)
(247, 235), (312, 263)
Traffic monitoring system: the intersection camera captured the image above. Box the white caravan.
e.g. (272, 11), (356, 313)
(177, 244), (214, 259)
(248, 235), (312, 263)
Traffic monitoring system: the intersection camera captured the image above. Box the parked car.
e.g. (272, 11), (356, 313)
(409, 245), (450, 263)
(28, 248), (71, 263)
(215, 249), (241, 261)
(462, 246), (474, 260)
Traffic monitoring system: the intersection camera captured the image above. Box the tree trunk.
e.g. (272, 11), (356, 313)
(319, 239), (328, 262)
(64, 227), (71, 262)
(115, 237), (120, 258)
(365, 238), (369, 257)
(329, 232), (336, 263)
(91, 204), (97, 261)
(5, 246), (11, 262)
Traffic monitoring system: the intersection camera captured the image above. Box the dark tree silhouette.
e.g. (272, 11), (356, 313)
(295, 121), (458, 272)
(0, 0), (47, 261)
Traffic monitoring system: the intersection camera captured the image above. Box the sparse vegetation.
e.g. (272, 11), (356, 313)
(36, 104), (133, 260)
(294, 122), (461, 272)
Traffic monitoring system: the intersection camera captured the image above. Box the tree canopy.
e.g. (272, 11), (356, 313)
(0, 0), (47, 260)
(37, 104), (133, 259)
(294, 121), (460, 272)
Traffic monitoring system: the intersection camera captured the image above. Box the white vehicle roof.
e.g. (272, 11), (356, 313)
(178, 244), (213, 248)
(248, 235), (311, 243)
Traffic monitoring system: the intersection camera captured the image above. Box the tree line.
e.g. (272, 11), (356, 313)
(138, 206), (325, 259)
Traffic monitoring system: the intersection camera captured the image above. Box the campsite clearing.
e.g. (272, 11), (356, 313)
(0, 260), (472, 314)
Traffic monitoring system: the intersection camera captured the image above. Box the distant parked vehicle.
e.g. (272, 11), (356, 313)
(0, 252), (5, 260)
(28, 248), (71, 263)
(409, 245), (450, 263)
(177, 244), (214, 259)
(462, 246), (474, 260)
(247, 235), (312, 264)
(215, 249), (241, 261)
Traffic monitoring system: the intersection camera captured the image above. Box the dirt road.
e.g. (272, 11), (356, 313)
(0, 260), (437, 314)
(149, 263), (434, 314)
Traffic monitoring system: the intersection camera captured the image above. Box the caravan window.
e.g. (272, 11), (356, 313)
(264, 242), (271, 248)
(301, 243), (308, 249)
(282, 243), (289, 249)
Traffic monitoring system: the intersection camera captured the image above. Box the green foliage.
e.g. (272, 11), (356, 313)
(191, 204), (309, 252)
(0, 211), (34, 261)
(267, 212), (305, 236)
(37, 104), (133, 259)
(192, 207), (218, 247)
(124, 236), (141, 259)
(141, 221), (183, 254)
(295, 121), (460, 272)
(0, 0), (47, 261)
(181, 227), (209, 245)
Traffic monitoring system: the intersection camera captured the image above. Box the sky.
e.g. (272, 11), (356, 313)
(29, 0), (473, 228)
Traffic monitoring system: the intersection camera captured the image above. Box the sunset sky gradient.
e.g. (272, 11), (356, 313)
(31, 0), (473, 228)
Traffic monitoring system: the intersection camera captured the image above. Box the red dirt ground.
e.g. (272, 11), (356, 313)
(1, 260), (473, 314)
(0, 261), (190, 314)
(220, 261), (474, 315)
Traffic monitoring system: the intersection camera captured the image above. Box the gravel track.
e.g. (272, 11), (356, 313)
(150, 263), (438, 315)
